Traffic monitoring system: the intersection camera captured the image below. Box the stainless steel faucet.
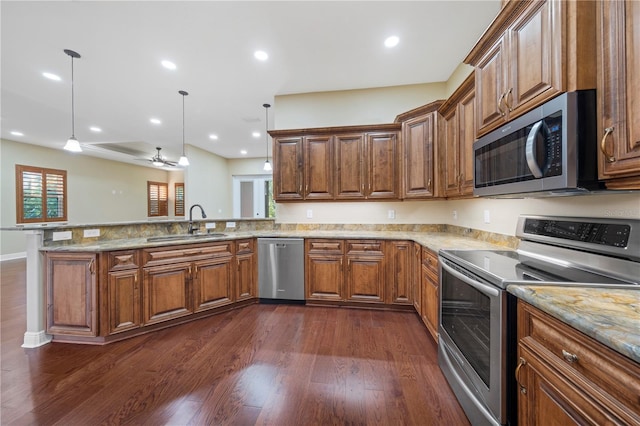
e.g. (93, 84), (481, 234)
(188, 204), (207, 234)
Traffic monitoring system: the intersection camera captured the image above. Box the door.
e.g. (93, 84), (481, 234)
(232, 175), (273, 218)
(403, 114), (436, 198)
(388, 241), (412, 305)
(107, 269), (141, 334)
(273, 136), (303, 200)
(236, 252), (256, 301)
(366, 132), (399, 199)
(304, 135), (334, 199)
(335, 133), (366, 199)
(142, 262), (192, 325)
(193, 257), (234, 312)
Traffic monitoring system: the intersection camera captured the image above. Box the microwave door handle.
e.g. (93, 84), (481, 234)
(525, 120), (544, 178)
(440, 260), (500, 297)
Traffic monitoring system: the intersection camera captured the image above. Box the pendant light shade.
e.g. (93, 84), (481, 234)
(263, 103), (272, 171)
(63, 49), (82, 152)
(178, 90), (190, 166)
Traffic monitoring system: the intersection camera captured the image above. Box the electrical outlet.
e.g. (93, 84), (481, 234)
(225, 221), (236, 228)
(388, 210), (395, 219)
(205, 222), (216, 229)
(83, 229), (100, 238)
(484, 209), (491, 224)
(306, 209), (313, 219)
(452, 210), (458, 220)
(52, 231), (72, 241)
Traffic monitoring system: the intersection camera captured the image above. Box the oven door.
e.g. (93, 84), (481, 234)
(438, 257), (507, 426)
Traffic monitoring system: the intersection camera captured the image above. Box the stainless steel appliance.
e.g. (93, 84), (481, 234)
(258, 238), (305, 302)
(438, 215), (640, 425)
(473, 90), (603, 198)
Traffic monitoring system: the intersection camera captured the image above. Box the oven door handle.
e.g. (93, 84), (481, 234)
(525, 120), (545, 178)
(440, 260), (500, 297)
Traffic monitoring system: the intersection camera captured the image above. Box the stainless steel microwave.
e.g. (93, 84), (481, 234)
(473, 90), (603, 197)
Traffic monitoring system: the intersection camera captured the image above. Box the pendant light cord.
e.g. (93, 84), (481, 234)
(70, 55), (75, 138)
(264, 103), (270, 160)
(182, 93), (185, 155)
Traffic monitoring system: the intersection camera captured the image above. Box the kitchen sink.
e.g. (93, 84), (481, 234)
(146, 233), (226, 242)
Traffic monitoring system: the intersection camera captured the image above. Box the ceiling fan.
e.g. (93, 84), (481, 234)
(149, 147), (177, 167)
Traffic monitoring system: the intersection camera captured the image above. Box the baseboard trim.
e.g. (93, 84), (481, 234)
(1, 252), (27, 262)
(22, 331), (52, 348)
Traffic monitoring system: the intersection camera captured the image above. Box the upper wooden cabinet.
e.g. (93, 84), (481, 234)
(597, 0), (640, 188)
(395, 101), (443, 199)
(465, 0), (596, 137)
(270, 124), (401, 202)
(439, 74), (476, 198)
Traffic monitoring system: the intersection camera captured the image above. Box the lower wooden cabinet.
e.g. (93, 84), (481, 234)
(235, 239), (257, 301)
(107, 268), (140, 334)
(420, 248), (439, 342)
(45, 252), (97, 337)
(516, 300), (640, 425)
(387, 240), (413, 305)
(143, 262), (193, 325)
(412, 242), (422, 314)
(305, 239), (345, 301)
(193, 257), (233, 312)
(346, 240), (385, 304)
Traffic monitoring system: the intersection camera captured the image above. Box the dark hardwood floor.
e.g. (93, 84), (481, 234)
(1, 259), (469, 425)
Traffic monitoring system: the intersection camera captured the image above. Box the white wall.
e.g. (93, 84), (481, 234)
(184, 144), (231, 218)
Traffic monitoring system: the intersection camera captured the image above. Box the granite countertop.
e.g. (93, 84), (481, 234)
(508, 285), (640, 364)
(40, 229), (510, 254)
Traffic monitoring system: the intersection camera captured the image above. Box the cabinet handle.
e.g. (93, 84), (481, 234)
(193, 265), (198, 280)
(299, 184), (303, 193)
(89, 258), (95, 274)
(561, 349), (578, 364)
(515, 357), (527, 394)
(427, 179), (431, 192)
(600, 126), (615, 163)
(305, 184), (308, 193)
(497, 92), (506, 116)
(504, 88), (513, 112)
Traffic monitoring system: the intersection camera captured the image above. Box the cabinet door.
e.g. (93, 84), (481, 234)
(236, 252), (257, 301)
(421, 263), (439, 343)
(142, 262), (192, 325)
(366, 132), (399, 199)
(412, 243), (422, 314)
(273, 136), (304, 200)
(442, 110), (461, 196)
(598, 0), (640, 184)
(335, 133), (366, 199)
(193, 257), (234, 312)
(458, 85), (476, 196)
(45, 252), (97, 337)
(475, 36), (508, 135)
(345, 255), (385, 304)
(304, 135), (334, 199)
(107, 269), (140, 335)
(508, 0), (561, 117)
(403, 114), (436, 198)
(306, 254), (344, 301)
(388, 241), (412, 305)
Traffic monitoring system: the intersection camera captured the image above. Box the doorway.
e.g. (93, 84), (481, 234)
(232, 175), (274, 218)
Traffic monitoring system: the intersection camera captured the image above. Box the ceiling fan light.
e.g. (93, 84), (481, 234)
(152, 159), (164, 167)
(64, 136), (82, 152)
(263, 159), (272, 171)
(178, 155), (190, 166)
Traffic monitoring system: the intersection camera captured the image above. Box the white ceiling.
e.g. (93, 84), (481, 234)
(1, 1), (500, 167)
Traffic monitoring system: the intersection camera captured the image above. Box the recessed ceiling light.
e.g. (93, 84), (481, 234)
(252, 131), (261, 138)
(384, 36), (400, 48)
(240, 150), (248, 155)
(42, 72), (61, 81)
(209, 134), (219, 140)
(10, 131), (24, 136)
(89, 126), (102, 132)
(254, 50), (268, 61)
(161, 60), (176, 70)
(150, 118), (162, 125)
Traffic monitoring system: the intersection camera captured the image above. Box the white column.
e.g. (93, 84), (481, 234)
(22, 230), (52, 347)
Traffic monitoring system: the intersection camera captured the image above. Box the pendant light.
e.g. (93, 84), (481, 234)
(178, 90), (190, 166)
(263, 103), (272, 171)
(63, 49), (82, 152)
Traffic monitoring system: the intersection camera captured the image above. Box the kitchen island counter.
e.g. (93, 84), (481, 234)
(508, 285), (640, 364)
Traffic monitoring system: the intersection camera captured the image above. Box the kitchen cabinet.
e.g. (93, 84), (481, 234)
(345, 240), (386, 304)
(142, 262), (193, 325)
(597, 0), (640, 189)
(192, 245), (234, 312)
(45, 252), (97, 337)
(465, 0), (596, 137)
(412, 242), (422, 315)
(516, 300), (640, 425)
(270, 124), (402, 202)
(387, 240), (413, 306)
(105, 250), (140, 335)
(235, 239), (257, 301)
(439, 74), (475, 198)
(395, 101), (443, 199)
(420, 248), (439, 342)
(305, 239), (345, 301)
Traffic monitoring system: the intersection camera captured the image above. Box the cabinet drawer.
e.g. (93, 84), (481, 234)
(143, 242), (234, 266)
(346, 240), (384, 255)
(108, 250), (139, 271)
(422, 248), (438, 275)
(306, 239), (343, 255)
(519, 301), (640, 420)
(235, 239), (254, 255)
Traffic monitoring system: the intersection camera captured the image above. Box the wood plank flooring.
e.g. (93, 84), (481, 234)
(1, 259), (469, 425)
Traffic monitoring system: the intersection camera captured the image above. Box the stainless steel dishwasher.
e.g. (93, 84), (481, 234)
(258, 238), (305, 303)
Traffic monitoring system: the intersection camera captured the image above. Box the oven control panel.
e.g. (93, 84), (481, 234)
(523, 218), (630, 248)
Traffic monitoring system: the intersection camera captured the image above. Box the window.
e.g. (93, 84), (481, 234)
(175, 183), (185, 216)
(147, 181), (168, 217)
(16, 165), (67, 223)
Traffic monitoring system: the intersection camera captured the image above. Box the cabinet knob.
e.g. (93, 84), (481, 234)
(600, 127), (615, 163)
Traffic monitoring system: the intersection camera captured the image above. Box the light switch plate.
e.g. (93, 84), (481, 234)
(306, 209), (313, 219)
(52, 231), (72, 241)
(484, 210), (491, 224)
(388, 209), (395, 219)
(83, 229), (100, 238)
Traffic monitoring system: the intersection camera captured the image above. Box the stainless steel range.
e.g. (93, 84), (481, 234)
(438, 215), (640, 426)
